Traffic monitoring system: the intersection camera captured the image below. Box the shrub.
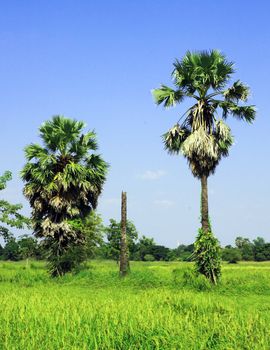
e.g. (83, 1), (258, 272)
(222, 247), (242, 263)
(144, 254), (155, 262)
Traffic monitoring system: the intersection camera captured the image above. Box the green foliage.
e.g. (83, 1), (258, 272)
(194, 229), (221, 284)
(222, 247), (242, 263)
(69, 211), (105, 258)
(253, 236), (266, 247)
(173, 267), (212, 291)
(135, 235), (156, 260)
(171, 244), (194, 261)
(17, 235), (38, 260)
(153, 50), (255, 179)
(105, 219), (138, 261)
(21, 116), (108, 276)
(235, 236), (254, 260)
(143, 254), (155, 262)
(254, 243), (270, 261)
(2, 238), (21, 261)
(46, 242), (88, 276)
(0, 171), (30, 242)
(145, 245), (171, 261)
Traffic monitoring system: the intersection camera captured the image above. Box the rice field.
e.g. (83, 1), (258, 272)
(0, 260), (269, 349)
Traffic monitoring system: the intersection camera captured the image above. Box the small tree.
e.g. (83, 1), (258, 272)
(105, 219), (138, 261)
(235, 237), (254, 260)
(222, 247), (242, 264)
(135, 235), (156, 260)
(2, 237), (20, 261)
(0, 171), (30, 242)
(69, 211), (105, 260)
(17, 234), (38, 265)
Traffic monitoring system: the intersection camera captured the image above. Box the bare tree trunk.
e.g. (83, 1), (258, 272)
(201, 174), (210, 233)
(120, 191), (129, 276)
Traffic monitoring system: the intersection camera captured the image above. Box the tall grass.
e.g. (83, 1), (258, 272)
(0, 260), (269, 349)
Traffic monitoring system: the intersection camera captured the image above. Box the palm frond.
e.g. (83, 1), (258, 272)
(173, 50), (234, 94)
(227, 104), (256, 123)
(223, 80), (250, 102)
(152, 85), (185, 107)
(163, 124), (189, 154)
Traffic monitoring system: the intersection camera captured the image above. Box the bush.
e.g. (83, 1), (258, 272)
(47, 243), (87, 277)
(222, 247), (242, 263)
(144, 254), (155, 262)
(172, 268), (212, 291)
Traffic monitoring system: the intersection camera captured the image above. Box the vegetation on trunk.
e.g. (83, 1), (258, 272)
(196, 174), (221, 284)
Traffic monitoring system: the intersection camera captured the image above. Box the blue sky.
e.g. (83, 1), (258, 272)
(0, 0), (269, 247)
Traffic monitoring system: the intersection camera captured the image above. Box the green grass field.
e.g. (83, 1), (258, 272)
(0, 260), (269, 350)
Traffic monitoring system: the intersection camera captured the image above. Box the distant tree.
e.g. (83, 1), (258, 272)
(172, 244), (194, 261)
(0, 244), (3, 259)
(35, 241), (47, 260)
(241, 245), (254, 261)
(153, 50), (255, 283)
(253, 237), (266, 248)
(105, 219), (138, 261)
(254, 242), (270, 261)
(222, 247), (242, 263)
(144, 254), (155, 262)
(235, 237), (251, 249)
(2, 237), (20, 261)
(235, 237), (254, 260)
(17, 234), (38, 262)
(147, 245), (171, 261)
(135, 235), (156, 260)
(21, 116), (108, 276)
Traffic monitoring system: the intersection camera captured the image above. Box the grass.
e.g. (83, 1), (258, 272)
(0, 260), (269, 349)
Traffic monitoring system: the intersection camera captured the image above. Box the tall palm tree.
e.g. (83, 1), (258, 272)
(21, 116), (108, 276)
(153, 50), (255, 282)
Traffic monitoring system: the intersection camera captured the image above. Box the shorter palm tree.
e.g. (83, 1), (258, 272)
(21, 116), (108, 276)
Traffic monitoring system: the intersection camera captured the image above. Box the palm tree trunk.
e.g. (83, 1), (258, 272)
(201, 174), (210, 233)
(120, 191), (129, 276)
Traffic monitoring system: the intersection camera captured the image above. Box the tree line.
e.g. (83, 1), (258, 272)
(1, 214), (269, 264)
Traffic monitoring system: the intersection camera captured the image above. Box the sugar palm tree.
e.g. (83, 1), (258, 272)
(21, 116), (108, 276)
(153, 50), (255, 282)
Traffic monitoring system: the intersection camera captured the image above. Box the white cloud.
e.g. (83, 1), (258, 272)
(139, 170), (167, 180)
(154, 199), (174, 207)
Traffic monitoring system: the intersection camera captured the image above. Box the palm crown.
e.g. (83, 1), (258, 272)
(21, 116), (108, 239)
(153, 50), (255, 177)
